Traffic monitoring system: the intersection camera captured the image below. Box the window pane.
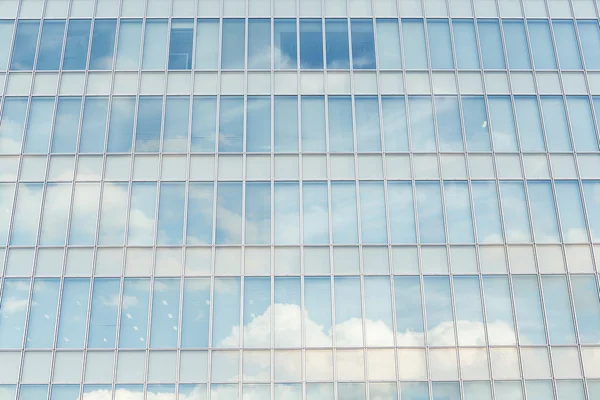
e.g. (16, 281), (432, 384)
(157, 182), (186, 245)
(11, 183), (43, 245)
(566, 97), (598, 152)
(388, 182), (416, 244)
(351, 19), (375, 69)
(150, 278), (180, 348)
(555, 181), (587, 243)
(402, 20), (427, 69)
(482, 276), (516, 345)
(0, 184), (15, 245)
(63, 20), (91, 70)
(408, 97), (436, 152)
(331, 182), (358, 244)
(444, 181), (475, 244)
(37, 20), (65, 70)
(222, 19), (245, 69)
(478, 20), (505, 69)
(246, 182), (271, 245)
(274, 96), (297, 152)
(191, 96), (217, 152)
(541, 276), (576, 344)
(502, 20), (531, 69)
(527, 181), (560, 243)
(181, 278), (210, 347)
(135, 96), (163, 152)
(360, 182), (386, 244)
(528, 20), (557, 70)
(127, 182), (157, 245)
(58, 286), (90, 350)
(514, 96), (545, 152)
(304, 277), (332, 347)
(423, 276), (455, 346)
(244, 278), (270, 347)
(570, 275), (600, 344)
(98, 182), (129, 245)
(583, 181), (600, 242)
(39, 183), (71, 245)
(355, 96), (380, 151)
(416, 182), (445, 244)
(499, 181), (532, 243)
(334, 277), (363, 346)
(274, 19), (297, 69)
(300, 19), (324, 69)
(0, 279), (29, 348)
(0, 20), (14, 70)
(453, 276), (485, 346)
(577, 20), (600, 70)
(382, 96), (408, 151)
(219, 96), (244, 152)
(163, 96), (190, 152)
(328, 96), (353, 152)
(115, 20), (142, 69)
(212, 278), (241, 347)
(275, 182), (300, 245)
(541, 96), (572, 152)
(248, 19), (271, 69)
(24, 97), (54, 154)
(452, 20), (479, 69)
(274, 277), (301, 347)
(303, 182), (329, 245)
(169, 19), (193, 70)
(552, 20), (582, 70)
(69, 183), (100, 245)
(462, 96), (491, 152)
(512, 276), (546, 345)
(0, 97), (28, 154)
(488, 96), (518, 152)
(89, 19), (117, 70)
(301, 96), (326, 151)
(51, 97), (81, 153)
(79, 97), (109, 153)
(195, 19), (219, 69)
(216, 182), (242, 244)
(118, 279), (150, 348)
(10, 20), (40, 70)
(107, 97), (135, 152)
(394, 277), (424, 346)
(376, 19), (401, 69)
(325, 19), (349, 69)
(88, 278), (120, 348)
(247, 96), (271, 152)
(428, 20), (453, 69)
(142, 19), (168, 69)
(435, 96), (463, 152)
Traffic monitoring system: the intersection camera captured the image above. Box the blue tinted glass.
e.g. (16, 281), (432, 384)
(495, 382), (523, 400)
(488, 96), (518, 152)
(212, 278), (240, 347)
(88, 278), (120, 348)
(196, 19), (219, 69)
(0, 97), (28, 154)
(325, 19), (349, 69)
(248, 19), (271, 69)
(135, 96), (163, 152)
(435, 96), (463, 151)
(525, 381), (554, 400)
(444, 182), (475, 243)
(376, 19), (401, 69)
(40, 183), (70, 246)
(63, 20), (91, 70)
(11, 183), (42, 245)
(400, 383), (429, 400)
(10, 20), (40, 70)
(463, 382), (492, 400)
(351, 19), (376, 69)
(452, 20), (479, 69)
(402, 20), (427, 69)
(150, 278), (180, 348)
(247, 96), (271, 152)
(577, 20), (600, 69)
(499, 181), (532, 242)
(590, 382), (600, 400)
(541, 276), (576, 344)
(187, 183), (214, 245)
(98, 182), (129, 245)
(502, 20), (531, 69)
(303, 182), (329, 245)
(275, 182), (300, 245)
(222, 19), (245, 69)
(163, 96), (190, 152)
(216, 182), (242, 244)
(394, 277), (424, 345)
(142, 20), (168, 69)
(274, 19), (297, 69)
(52, 97), (81, 153)
(51, 385), (80, 400)
(274, 96), (298, 152)
(89, 19), (117, 70)
(478, 20), (505, 69)
(304, 277), (332, 346)
(331, 182), (359, 244)
(334, 277), (363, 346)
(512, 276), (546, 345)
(552, 20), (582, 69)
(408, 97), (436, 152)
(301, 96), (326, 152)
(157, 182), (186, 245)
(423, 277), (454, 345)
(79, 97), (109, 153)
(566, 97), (598, 152)
(57, 279), (90, 348)
(0, 279), (29, 348)
(244, 278), (270, 346)
(118, 278), (150, 348)
(462, 96), (491, 152)
(555, 181), (588, 243)
(355, 96), (380, 151)
(36, 20), (65, 70)
(69, 183), (101, 246)
(127, 182), (157, 245)
(382, 96), (408, 151)
(181, 278), (210, 347)
(514, 96), (545, 152)
(570, 276), (600, 344)
(26, 279), (60, 348)
(388, 182), (417, 244)
(19, 385), (48, 400)
(24, 97), (55, 154)
(0, 20), (14, 70)
(0, 184), (14, 245)
(432, 382), (460, 400)
(528, 20), (557, 69)
(107, 97), (135, 152)
(300, 20), (324, 69)
(328, 96), (354, 152)
(115, 20), (142, 69)
(219, 96), (244, 152)
(416, 182), (445, 244)
(360, 182), (387, 244)
(246, 182), (271, 245)
(526, 181), (560, 243)
(427, 20), (454, 69)
(583, 181), (600, 241)
(191, 96), (217, 152)
(482, 276), (516, 345)
(168, 19), (193, 70)
(556, 380), (586, 400)
(453, 277), (485, 345)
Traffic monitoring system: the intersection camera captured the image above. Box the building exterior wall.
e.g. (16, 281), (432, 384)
(1, 0), (600, 399)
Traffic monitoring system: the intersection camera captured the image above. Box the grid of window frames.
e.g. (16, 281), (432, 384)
(1, 0), (600, 400)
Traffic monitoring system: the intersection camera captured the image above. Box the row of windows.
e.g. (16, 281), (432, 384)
(0, 274), (599, 349)
(2, 95), (600, 154)
(2, 18), (600, 72)
(2, 380), (599, 400)
(1, 179), (600, 247)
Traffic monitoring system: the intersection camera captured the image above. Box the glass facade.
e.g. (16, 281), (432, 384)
(1, 0), (600, 399)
